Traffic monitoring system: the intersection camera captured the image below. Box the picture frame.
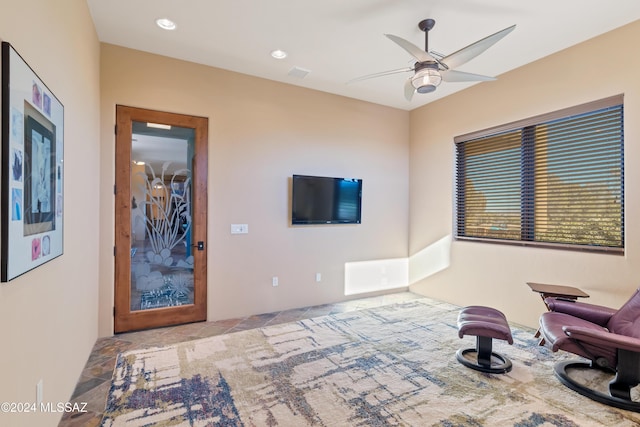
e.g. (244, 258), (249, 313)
(1, 42), (64, 281)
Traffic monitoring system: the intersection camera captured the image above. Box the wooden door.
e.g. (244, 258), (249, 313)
(114, 105), (208, 333)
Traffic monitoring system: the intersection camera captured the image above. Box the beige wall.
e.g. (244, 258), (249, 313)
(409, 20), (640, 328)
(0, 0), (101, 426)
(99, 44), (410, 336)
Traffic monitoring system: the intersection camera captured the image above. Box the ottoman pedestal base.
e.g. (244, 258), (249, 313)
(456, 306), (513, 374)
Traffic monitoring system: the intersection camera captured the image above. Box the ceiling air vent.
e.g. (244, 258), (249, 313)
(288, 66), (310, 79)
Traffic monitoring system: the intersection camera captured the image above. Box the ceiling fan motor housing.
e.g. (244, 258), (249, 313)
(412, 62), (441, 93)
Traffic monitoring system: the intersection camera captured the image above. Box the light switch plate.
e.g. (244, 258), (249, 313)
(231, 224), (248, 234)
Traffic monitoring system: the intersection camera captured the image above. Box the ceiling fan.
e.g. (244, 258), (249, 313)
(350, 19), (516, 101)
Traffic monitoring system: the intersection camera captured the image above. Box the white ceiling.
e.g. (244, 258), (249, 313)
(87, 0), (640, 111)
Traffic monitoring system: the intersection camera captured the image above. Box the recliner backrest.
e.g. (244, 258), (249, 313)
(607, 288), (640, 338)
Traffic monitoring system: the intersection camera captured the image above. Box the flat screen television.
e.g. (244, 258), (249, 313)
(291, 174), (362, 225)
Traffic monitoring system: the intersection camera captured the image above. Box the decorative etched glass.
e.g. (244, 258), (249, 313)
(130, 123), (194, 311)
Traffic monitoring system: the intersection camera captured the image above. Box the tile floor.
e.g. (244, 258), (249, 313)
(58, 291), (423, 426)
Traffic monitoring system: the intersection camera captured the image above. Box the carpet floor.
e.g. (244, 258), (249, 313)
(101, 298), (640, 426)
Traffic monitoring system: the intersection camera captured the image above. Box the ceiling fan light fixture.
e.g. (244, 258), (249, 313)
(412, 66), (441, 94)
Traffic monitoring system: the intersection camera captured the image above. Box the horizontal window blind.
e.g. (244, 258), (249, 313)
(455, 95), (624, 253)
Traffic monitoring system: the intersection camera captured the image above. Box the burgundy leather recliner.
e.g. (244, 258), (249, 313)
(539, 288), (640, 412)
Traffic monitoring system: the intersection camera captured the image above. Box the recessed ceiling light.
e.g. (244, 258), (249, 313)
(270, 49), (288, 59)
(156, 18), (176, 31)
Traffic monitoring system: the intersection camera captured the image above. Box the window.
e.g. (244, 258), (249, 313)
(455, 95), (624, 253)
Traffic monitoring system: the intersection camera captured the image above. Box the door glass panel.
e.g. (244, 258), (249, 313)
(130, 121), (194, 311)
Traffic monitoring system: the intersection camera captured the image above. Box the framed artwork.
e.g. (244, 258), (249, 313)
(1, 42), (64, 281)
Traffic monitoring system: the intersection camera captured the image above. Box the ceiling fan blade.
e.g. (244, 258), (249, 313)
(385, 34), (436, 63)
(347, 67), (413, 84)
(404, 78), (415, 101)
(441, 25), (515, 70)
(441, 69), (496, 82)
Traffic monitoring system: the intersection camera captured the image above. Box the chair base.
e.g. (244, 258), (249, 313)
(456, 347), (512, 374)
(555, 360), (640, 413)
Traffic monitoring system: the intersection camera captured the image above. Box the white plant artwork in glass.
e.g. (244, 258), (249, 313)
(132, 161), (193, 294)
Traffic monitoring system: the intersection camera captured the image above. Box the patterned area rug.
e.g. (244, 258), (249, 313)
(101, 298), (640, 426)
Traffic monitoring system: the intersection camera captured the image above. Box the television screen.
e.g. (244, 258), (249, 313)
(291, 175), (362, 225)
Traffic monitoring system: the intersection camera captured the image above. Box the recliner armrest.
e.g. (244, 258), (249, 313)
(545, 298), (617, 326)
(563, 325), (640, 353)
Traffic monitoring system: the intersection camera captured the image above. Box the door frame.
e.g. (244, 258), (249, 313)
(114, 105), (208, 333)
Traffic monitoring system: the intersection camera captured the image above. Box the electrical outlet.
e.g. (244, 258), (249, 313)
(272, 276), (279, 287)
(316, 273), (322, 282)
